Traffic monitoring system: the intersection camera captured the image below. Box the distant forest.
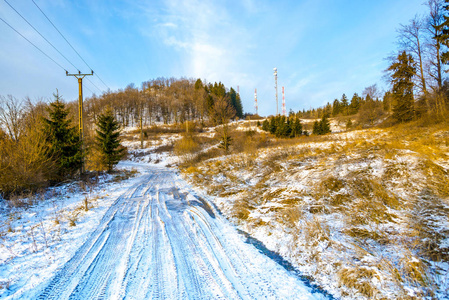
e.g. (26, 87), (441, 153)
(85, 78), (243, 129)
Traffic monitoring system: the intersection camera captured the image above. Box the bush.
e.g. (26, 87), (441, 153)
(174, 134), (200, 164)
(0, 121), (55, 199)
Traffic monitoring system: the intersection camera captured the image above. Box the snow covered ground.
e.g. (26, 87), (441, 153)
(183, 126), (449, 299)
(0, 165), (142, 298)
(0, 147), (329, 299)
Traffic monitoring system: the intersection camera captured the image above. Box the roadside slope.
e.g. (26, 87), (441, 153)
(183, 124), (449, 299)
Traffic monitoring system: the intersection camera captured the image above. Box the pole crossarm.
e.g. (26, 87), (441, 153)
(66, 70), (94, 79)
(66, 70), (94, 175)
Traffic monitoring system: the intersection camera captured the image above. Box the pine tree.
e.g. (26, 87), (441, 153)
(42, 91), (82, 180)
(290, 118), (303, 137)
(350, 93), (361, 114)
(341, 94), (349, 115)
(96, 108), (125, 172)
(262, 119), (269, 131)
(332, 99), (341, 116)
(387, 51), (416, 123)
(269, 117), (277, 134)
(275, 116), (290, 137)
(228, 88), (243, 119)
(346, 118), (353, 129)
(441, 0), (449, 65)
(312, 120), (321, 135)
(312, 115), (331, 135)
(320, 114), (331, 134)
(235, 93), (244, 119)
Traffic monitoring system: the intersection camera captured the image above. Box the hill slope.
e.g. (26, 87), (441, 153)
(183, 122), (449, 299)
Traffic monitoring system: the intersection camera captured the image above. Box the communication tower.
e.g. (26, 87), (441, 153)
(274, 68), (278, 115)
(254, 88), (258, 115)
(282, 86), (286, 116)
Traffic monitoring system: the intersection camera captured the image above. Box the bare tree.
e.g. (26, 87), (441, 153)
(426, 0), (445, 91)
(398, 15), (428, 95)
(0, 95), (24, 141)
(362, 84), (382, 100)
(211, 95), (235, 152)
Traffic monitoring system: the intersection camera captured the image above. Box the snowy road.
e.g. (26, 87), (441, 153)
(31, 168), (326, 299)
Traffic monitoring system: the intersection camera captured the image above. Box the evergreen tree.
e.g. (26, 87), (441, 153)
(312, 115), (331, 135)
(341, 94), (349, 115)
(290, 118), (303, 137)
(320, 114), (331, 134)
(346, 118), (353, 129)
(228, 88), (243, 119)
(312, 120), (321, 135)
(42, 91), (82, 180)
(96, 108), (125, 172)
(235, 93), (244, 119)
(383, 91), (393, 112)
(441, 0), (449, 65)
(332, 99), (341, 116)
(350, 93), (361, 114)
(261, 116), (303, 138)
(275, 116), (290, 137)
(206, 95), (215, 114)
(262, 119), (269, 131)
(387, 51), (416, 122)
(210, 82), (226, 98)
(269, 117), (277, 134)
(194, 78), (203, 90)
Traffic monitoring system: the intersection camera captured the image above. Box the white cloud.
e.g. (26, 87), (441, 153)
(154, 0), (253, 87)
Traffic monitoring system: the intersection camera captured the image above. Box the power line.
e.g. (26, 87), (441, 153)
(86, 78), (102, 93)
(32, 0), (110, 90)
(83, 84), (94, 94)
(0, 16), (67, 72)
(94, 73), (109, 91)
(3, 0), (80, 72)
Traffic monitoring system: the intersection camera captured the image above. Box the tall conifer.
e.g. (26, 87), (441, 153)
(42, 91), (82, 180)
(387, 51), (416, 122)
(96, 108), (125, 172)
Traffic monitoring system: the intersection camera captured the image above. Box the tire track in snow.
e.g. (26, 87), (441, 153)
(32, 169), (328, 300)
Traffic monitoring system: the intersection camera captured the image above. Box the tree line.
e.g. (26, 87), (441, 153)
(261, 115), (304, 138)
(298, 0), (449, 126)
(0, 92), (124, 199)
(84, 78), (243, 130)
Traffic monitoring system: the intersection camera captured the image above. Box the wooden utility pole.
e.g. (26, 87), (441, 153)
(140, 89), (145, 149)
(66, 70), (93, 174)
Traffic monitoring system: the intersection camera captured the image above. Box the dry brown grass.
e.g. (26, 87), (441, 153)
(400, 250), (430, 288)
(231, 199), (253, 221)
(181, 121), (449, 299)
(338, 265), (380, 298)
(303, 217), (330, 247)
(345, 227), (389, 244)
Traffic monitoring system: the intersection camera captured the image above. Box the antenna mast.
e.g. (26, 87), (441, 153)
(274, 67), (278, 116)
(254, 88), (258, 115)
(282, 86), (286, 116)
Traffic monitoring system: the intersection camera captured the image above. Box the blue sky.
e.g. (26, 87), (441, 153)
(0, 0), (429, 116)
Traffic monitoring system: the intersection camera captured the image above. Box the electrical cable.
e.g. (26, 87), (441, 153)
(32, 0), (110, 90)
(0, 16), (67, 72)
(86, 78), (102, 93)
(83, 84), (94, 94)
(3, 0), (80, 72)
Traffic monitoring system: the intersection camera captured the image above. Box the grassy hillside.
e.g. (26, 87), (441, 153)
(181, 121), (449, 299)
